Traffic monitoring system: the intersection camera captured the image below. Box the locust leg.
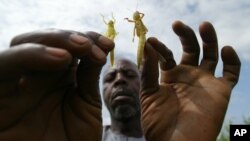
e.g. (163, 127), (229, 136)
(137, 34), (146, 68)
(110, 49), (115, 67)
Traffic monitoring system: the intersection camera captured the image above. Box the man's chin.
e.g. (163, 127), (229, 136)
(112, 105), (138, 121)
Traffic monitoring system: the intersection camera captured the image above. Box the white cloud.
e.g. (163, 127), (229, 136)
(1, 0), (249, 59)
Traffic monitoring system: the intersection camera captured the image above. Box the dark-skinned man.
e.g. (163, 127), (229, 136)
(0, 20), (241, 141)
(102, 58), (145, 141)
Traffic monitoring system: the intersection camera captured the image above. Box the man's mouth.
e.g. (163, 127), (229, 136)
(111, 88), (135, 102)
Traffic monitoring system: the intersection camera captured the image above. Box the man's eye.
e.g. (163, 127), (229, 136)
(104, 74), (115, 82)
(126, 71), (137, 77)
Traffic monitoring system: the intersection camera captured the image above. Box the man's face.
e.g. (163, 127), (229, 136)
(102, 59), (141, 121)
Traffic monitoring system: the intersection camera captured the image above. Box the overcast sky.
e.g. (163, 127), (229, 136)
(1, 0), (250, 125)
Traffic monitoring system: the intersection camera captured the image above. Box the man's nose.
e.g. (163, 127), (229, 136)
(114, 73), (127, 87)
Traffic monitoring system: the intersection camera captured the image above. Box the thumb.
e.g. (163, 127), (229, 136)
(140, 40), (160, 96)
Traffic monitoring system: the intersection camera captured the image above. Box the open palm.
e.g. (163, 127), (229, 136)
(140, 21), (241, 141)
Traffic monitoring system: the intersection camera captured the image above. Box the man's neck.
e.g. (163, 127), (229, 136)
(110, 116), (143, 138)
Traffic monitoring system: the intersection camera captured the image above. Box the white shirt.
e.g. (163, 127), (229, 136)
(102, 125), (146, 141)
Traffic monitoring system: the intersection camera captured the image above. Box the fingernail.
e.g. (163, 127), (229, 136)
(46, 48), (67, 57)
(148, 37), (158, 42)
(98, 36), (114, 47)
(92, 47), (106, 60)
(69, 33), (89, 45)
(148, 37), (158, 45)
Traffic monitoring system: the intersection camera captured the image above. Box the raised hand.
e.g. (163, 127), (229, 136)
(0, 29), (114, 141)
(140, 21), (241, 141)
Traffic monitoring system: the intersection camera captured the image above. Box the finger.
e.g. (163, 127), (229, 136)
(0, 43), (72, 79)
(85, 31), (114, 54)
(147, 37), (176, 71)
(76, 57), (104, 103)
(221, 46), (241, 88)
(140, 41), (160, 95)
(85, 31), (114, 64)
(199, 21), (218, 74)
(10, 29), (92, 57)
(76, 32), (114, 101)
(172, 21), (200, 66)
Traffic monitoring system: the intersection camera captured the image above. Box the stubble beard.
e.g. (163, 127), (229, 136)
(111, 104), (140, 122)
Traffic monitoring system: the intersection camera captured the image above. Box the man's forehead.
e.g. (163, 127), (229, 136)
(115, 59), (137, 68)
(103, 59), (138, 74)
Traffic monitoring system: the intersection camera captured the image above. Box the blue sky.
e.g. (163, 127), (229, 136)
(0, 0), (250, 125)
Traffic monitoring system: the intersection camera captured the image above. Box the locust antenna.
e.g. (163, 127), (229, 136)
(136, 0), (140, 10)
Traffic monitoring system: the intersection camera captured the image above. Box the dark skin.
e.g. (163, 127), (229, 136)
(0, 29), (114, 141)
(102, 59), (143, 137)
(0, 20), (241, 141)
(140, 21), (241, 141)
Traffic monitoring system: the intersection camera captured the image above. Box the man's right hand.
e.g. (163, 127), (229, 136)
(0, 29), (114, 141)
